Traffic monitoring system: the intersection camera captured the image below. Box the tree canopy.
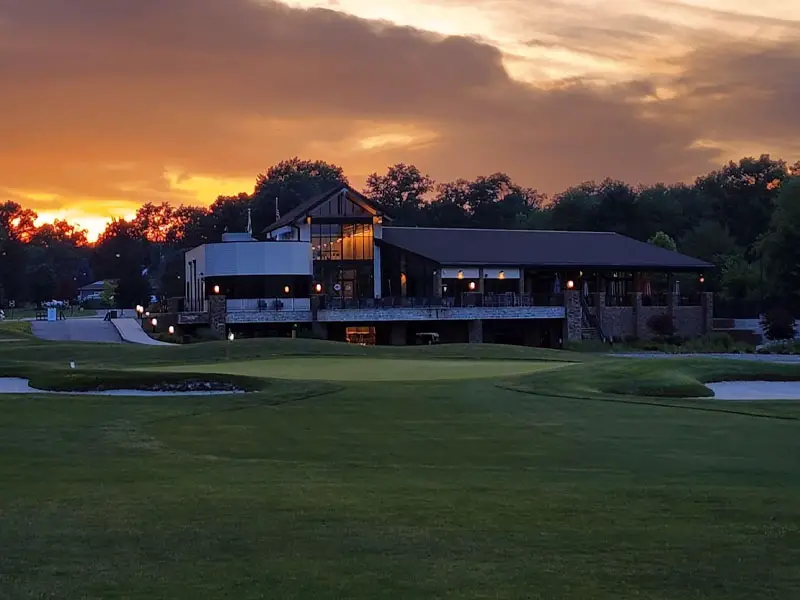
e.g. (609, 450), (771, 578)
(1, 154), (797, 318)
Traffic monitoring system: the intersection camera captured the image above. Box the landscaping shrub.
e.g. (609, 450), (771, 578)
(761, 308), (797, 341)
(79, 298), (111, 311)
(756, 339), (800, 355)
(193, 327), (222, 342)
(647, 313), (676, 337)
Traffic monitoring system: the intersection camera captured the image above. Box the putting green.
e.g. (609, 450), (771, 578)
(153, 357), (565, 382)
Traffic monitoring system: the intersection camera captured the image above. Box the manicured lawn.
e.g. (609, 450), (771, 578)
(1, 338), (799, 599)
(153, 357), (567, 381)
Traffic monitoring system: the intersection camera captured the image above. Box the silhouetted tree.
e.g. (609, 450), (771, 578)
(250, 158), (347, 233)
(760, 176), (800, 311)
(364, 163), (434, 225)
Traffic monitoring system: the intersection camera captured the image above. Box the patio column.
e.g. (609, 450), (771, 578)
(208, 294), (226, 339)
(518, 268), (525, 295)
(373, 243), (382, 299)
(563, 289), (582, 343)
(433, 268), (442, 298)
(702, 292), (714, 334)
(400, 254), (407, 297)
(668, 273), (677, 316)
(632, 271), (642, 293)
(478, 267), (485, 295)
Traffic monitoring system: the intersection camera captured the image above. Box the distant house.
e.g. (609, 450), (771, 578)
(77, 280), (108, 302)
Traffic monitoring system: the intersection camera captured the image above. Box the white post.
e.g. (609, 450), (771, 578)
(373, 223), (382, 299)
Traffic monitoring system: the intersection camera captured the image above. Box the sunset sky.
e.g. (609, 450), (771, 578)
(1, 0), (798, 240)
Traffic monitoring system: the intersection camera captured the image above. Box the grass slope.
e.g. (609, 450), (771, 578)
(0, 338), (799, 599)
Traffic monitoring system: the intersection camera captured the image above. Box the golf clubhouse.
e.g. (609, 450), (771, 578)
(179, 185), (713, 346)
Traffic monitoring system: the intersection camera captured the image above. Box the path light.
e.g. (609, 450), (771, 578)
(228, 331), (235, 342)
(151, 318), (158, 327)
(168, 325), (175, 335)
(566, 280), (575, 289)
(145, 311), (150, 317)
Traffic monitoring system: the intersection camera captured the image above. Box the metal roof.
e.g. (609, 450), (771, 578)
(380, 227), (711, 270)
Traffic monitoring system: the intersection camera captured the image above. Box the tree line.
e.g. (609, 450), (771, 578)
(1, 155), (798, 315)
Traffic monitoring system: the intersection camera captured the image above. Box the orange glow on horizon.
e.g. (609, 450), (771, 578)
(34, 212), (137, 243)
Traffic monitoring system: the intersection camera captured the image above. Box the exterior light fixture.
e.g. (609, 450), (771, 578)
(699, 275), (705, 283)
(213, 285), (220, 294)
(498, 271), (505, 280)
(566, 280), (575, 289)
(168, 325), (175, 335)
(457, 270), (464, 279)
(468, 281), (476, 291)
(227, 331), (235, 342)
(145, 311), (150, 317)
(151, 318), (158, 327)
(284, 285), (290, 294)
(314, 283), (322, 293)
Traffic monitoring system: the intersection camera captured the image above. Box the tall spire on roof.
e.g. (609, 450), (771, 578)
(275, 196), (280, 221)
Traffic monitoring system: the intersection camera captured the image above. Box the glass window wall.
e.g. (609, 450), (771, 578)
(312, 224), (373, 261)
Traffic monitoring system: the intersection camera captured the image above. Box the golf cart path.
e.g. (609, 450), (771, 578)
(112, 318), (175, 346)
(31, 318), (122, 343)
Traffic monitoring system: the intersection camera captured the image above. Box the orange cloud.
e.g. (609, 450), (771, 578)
(0, 0), (798, 236)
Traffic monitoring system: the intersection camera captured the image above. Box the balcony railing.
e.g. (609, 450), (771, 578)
(319, 293), (564, 310)
(678, 293), (703, 307)
(642, 293), (669, 307)
(605, 294), (633, 307)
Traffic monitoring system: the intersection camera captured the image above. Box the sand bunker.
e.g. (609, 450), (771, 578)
(0, 378), (243, 396)
(706, 381), (800, 400)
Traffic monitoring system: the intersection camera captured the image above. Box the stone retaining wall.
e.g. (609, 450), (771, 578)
(588, 292), (713, 340)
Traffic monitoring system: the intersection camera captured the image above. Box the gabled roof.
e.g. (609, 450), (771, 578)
(380, 227), (712, 270)
(78, 280), (107, 291)
(262, 185), (387, 234)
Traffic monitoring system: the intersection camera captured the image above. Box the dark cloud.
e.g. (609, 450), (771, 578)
(0, 0), (796, 219)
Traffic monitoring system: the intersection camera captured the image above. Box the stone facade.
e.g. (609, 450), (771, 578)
(178, 312), (209, 325)
(588, 292), (713, 340)
(468, 320), (484, 343)
(221, 306), (563, 324)
(208, 295), (227, 338)
(227, 311), (312, 323)
(563, 290), (582, 342)
(599, 306), (637, 339)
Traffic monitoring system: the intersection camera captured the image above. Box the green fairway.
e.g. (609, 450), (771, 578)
(1, 336), (800, 599)
(154, 356), (566, 381)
